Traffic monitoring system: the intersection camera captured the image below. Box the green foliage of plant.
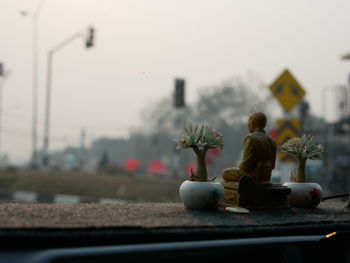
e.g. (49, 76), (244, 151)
(174, 123), (224, 181)
(175, 123), (224, 150)
(279, 134), (323, 160)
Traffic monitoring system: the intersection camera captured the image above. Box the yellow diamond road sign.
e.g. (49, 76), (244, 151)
(269, 69), (306, 112)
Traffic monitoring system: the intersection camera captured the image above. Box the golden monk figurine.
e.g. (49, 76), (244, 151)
(222, 112), (277, 184)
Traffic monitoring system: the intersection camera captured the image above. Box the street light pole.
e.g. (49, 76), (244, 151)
(42, 50), (52, 166)
(42, 32), (83, 166)
(31, 8), (39, 169)
(20, 0), (47, 169)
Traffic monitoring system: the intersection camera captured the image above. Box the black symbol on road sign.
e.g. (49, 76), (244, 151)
(277, 121), (300, 137)
(277, 119), (301, 162)
(276, 83), (284, 94)
(290, 84), (300, 96)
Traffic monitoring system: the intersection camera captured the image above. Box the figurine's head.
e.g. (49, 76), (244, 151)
(248, 112), (267, 132)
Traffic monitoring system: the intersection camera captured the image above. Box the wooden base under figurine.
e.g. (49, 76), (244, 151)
(221, 176), (292, 210)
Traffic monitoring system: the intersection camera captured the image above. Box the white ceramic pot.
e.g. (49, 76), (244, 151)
(283, 182), (323, 209)
(179, 180), (225, 210)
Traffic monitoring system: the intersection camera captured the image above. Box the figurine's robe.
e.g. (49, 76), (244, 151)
(223, 130), (276, 184)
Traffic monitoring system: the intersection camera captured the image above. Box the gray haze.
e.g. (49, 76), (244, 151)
(0, 0), (350, 164)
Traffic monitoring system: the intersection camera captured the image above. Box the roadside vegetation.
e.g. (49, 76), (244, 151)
(0, 172), (183, 202)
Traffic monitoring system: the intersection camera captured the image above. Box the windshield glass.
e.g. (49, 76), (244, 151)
(0, 0), (349, 208)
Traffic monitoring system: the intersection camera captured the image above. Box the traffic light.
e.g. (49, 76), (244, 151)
(174, 78), (185, 108)
(85, 27), (95, 48)
(0, 63), (3, 77)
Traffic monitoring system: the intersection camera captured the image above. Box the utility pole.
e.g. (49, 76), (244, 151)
(42, 27), (95, 167)
(20, 0), (47, 170)
(0, 64), (5, 157)
(341, 51), (350, 117)
(341, 50), (350, 206)
(0, 63), (12, 158)
(80, 128), (86, 169)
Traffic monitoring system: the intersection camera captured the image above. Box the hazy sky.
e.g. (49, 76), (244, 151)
(1, 0), (350, 164)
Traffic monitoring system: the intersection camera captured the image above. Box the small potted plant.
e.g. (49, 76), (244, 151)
(280, 134), (324, 208)
(175, 123), (225, 210)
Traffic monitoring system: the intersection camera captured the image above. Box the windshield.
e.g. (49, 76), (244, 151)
(0, 1), (349, 212)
